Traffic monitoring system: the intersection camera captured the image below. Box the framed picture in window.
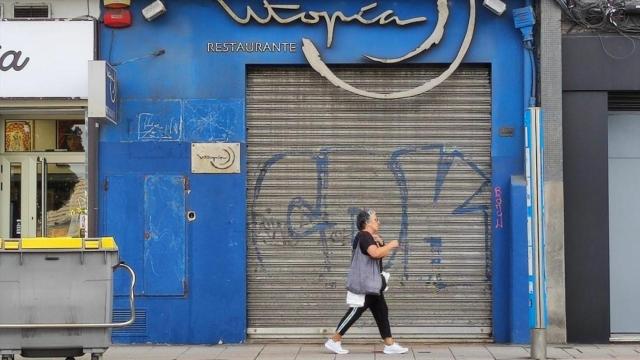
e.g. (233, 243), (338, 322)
(57, 120), (85, 152)
(4, 120), (33, 152)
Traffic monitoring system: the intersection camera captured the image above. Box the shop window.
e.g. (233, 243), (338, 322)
(4, 119), (85, 152)
(13, 3), (50, 18)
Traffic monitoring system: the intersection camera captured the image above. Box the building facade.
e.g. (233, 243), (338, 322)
(99, 0), (536, 344)
(0, 0), (553, 345)
(562, 18), (640, 343)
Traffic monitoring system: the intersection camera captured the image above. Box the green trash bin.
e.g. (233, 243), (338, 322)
(0, 237), (135, 360)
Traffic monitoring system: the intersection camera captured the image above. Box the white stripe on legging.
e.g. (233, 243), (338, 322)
(336, 307), (359, 334)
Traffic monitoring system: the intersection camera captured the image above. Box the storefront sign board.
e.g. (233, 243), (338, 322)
(0, 21), (95, 98)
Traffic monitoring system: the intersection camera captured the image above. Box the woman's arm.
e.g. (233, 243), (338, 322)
(367, 240), (399, 259)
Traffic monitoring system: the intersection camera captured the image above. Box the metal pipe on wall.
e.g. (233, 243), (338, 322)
(525, 108), (548, 360)
(514, 2), (548, 357)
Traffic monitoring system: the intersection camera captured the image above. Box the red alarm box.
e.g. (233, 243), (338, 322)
(104, 8), (132, 28)
(104, 0), (131, 9)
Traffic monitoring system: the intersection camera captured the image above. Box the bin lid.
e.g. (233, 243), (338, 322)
(0, 237), (117, 251)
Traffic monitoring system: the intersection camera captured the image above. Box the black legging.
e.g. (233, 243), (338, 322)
(335, 293), (392, 339)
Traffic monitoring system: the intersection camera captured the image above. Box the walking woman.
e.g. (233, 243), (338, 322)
(324, 209), (409, 355)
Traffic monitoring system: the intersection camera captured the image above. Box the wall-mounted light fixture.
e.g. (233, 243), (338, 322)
(483, 0), (506, 15)
(142, 0), (166, 21)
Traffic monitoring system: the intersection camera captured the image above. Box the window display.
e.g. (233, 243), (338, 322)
(4, 119), (86, 152)
(4, 121), (32, 152)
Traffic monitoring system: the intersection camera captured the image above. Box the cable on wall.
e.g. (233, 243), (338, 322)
(557, 0), (640, 34)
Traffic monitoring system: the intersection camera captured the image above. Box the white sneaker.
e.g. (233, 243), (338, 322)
(383, 342), (409, 354)
(324, 338), (349, 354)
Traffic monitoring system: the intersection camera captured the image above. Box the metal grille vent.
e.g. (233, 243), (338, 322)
(111, 309), (148, 337)
(13, 4), (50, 18)
(610, 92), (640, 111)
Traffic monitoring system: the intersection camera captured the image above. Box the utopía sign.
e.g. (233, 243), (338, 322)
(214, 0), (476, 99)
(216, 0), (427, 48)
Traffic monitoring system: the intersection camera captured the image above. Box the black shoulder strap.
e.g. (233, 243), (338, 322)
(352, 234), (359, 250)
(350, 234), (360, 261)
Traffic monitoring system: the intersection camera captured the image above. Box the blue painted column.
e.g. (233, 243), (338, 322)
(510, 175), (530, 343)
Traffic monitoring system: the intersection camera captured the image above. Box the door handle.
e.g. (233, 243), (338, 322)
(39, 157), (48, 237)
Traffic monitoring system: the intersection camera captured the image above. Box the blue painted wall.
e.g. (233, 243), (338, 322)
(100, 0), (525, 344)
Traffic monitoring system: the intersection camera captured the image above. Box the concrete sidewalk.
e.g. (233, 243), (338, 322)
(12, 344), (640, 360)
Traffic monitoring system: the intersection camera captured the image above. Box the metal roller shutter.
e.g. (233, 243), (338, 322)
(246, 66), (492, 341)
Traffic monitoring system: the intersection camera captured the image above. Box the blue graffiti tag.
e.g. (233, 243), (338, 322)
(287, 149), (336, 270)
(250, 152), (287, 270)
(425, 237), (446, 290)
(387, 145), (491, 281)
(426, 237), (443, 265)
(251, 145), (491, 282)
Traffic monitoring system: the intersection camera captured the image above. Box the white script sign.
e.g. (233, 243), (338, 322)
(216, 1), (476, 99)
(0, 21), (95, 98)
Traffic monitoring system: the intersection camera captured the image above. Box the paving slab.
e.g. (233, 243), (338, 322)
(486, 345), (530, 360)
(449, 345), (494, 360)
(138, 345), (191, 358)
(214, 344), (264, 360)
(562, 345), (616, 359)
(533, 345), (574, 359)
(411, 345), (455, 360)
(373, 343), (415, 360)
(335, 344), (375, 360)
(596, 345), (640, 357)
(339, 353), (376, 360)
(374, 351), (415, 360)
(297, 345), (337, 360)
(104, 345), (155, 358)
(257, 344), (301, 360)
(176, 345), (227, 360)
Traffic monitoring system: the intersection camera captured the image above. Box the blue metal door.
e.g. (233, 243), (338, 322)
(143, 175), (187, 295)
(106, 175), (186, 296)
